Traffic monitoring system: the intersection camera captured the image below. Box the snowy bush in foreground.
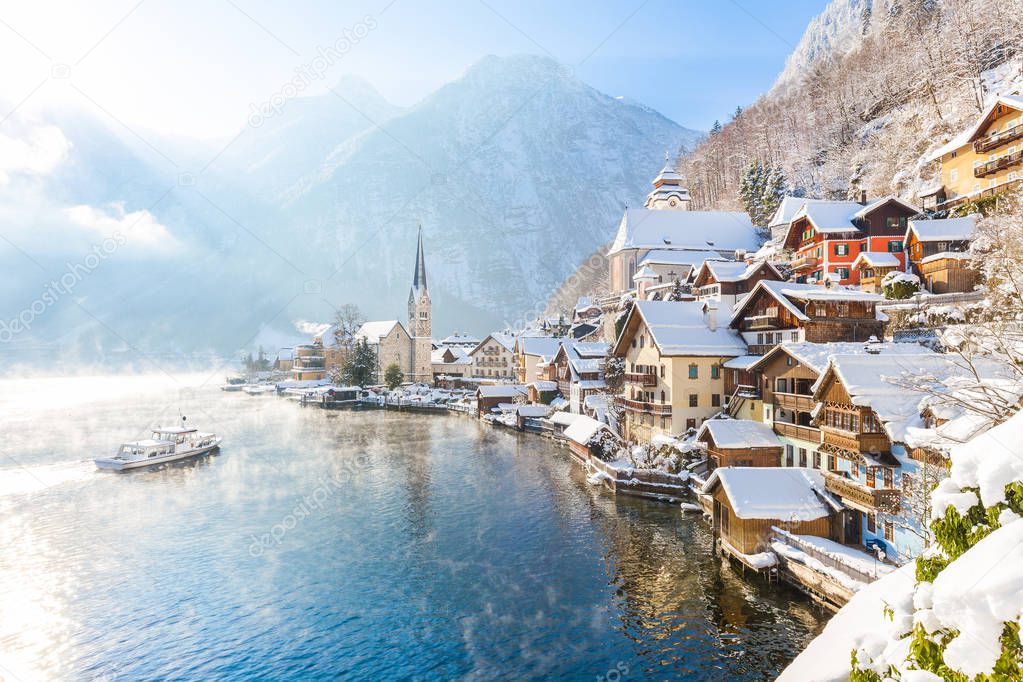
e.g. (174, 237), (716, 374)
(849, 411), (1023, 681)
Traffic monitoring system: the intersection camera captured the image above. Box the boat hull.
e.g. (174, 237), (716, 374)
(94, 439), (222, 471)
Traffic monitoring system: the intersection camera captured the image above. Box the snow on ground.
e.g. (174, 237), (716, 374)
(773, 527), (894, 580)
(777, 563), (917, 682)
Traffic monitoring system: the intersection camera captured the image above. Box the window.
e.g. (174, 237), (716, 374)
(660, 390), (665, 403)
(785, 445), (794, 467)
(950, 168), (958, 183)
(867, 512), (876, 533)
(888, 240), (903, 253)
(835, 267), (850, 280)
(712, 394), (721, 407)
(686, 418), (696, 430)
(711, 365), (720, 380)
(688, 364), (698, 379)
(812, 451), (821, 469)
(834, 243), (849, 256)
(885, 216), (908, 229)
(757, 333), (764, 344)
(884, 520), (894, 541)
(866, 467), (876, 488)
(660, 364), (665, 378)
(688, 394), (698, 407)
(799, 448), (807, 467)
(827, 454), (836, 471)
(639, 335), (644, 348)
(786, 356), (793, 366)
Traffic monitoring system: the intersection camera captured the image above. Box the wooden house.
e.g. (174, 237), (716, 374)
(702, 467), (839, 557)
(782, 196), (920, 285)
(549, 340), (608, 413)
(728, 280), (885, 355)
(696, 419), (782, 470)
(903, 216), (979, 294)
(691, 259), (784, 313)
(475, 384), (528, 418)
(851, 252), (902, 294)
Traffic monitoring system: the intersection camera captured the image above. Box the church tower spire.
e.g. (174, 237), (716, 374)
(644, 150), (691, 210)
(408, 225), (432, 383)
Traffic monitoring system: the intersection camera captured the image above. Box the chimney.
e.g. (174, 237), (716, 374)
(705, 305), (718, 331)
(859, 189), (868, 205)
(734, 248), (747, 262)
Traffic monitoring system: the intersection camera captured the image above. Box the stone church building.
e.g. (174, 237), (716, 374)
(353, 228), (433, 384)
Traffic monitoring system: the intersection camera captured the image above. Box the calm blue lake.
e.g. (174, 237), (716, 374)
(0, 375), (824, 680)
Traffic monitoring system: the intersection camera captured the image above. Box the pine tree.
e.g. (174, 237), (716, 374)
(384, 362), (404, 389)
(341, 339), (376, 387)
(739, 159), (788, 235)
(709, 120), (722, 136)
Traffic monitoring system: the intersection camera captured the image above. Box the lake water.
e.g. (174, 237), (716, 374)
(0, 375), (825, 681)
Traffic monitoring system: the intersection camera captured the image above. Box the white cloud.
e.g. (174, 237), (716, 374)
(64, 202), (180, 253)
(0, 125), (70, 183)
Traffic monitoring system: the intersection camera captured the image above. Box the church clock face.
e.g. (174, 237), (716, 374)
(669, 199), (677, 207)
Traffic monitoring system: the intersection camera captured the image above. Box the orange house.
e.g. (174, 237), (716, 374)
(783, 197), (920, 285)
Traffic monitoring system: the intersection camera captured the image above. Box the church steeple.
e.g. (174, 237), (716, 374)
(645, 150), (691, 210)
(411, 225), (428, 295)
(408, 225), (432, 383)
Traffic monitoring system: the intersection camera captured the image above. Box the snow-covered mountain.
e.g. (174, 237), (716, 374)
(772, 0), (874, 93)
(277, 55), (701, 334)
(1, 54), (700, 367)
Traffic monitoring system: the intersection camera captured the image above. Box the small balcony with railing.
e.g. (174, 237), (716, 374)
(974, 123), (1023, 154)
(744, 307), (781, 331)
(624, 372), (657, 387)
(823, 471), (900, 511)
(790, 254), (819, 271)
(821, 426), (890, 455)
(773, 391), (815, 412)
(974, 149), (1023, 177)
(615, 396), (672, 416)
(773, 420), (820, 443)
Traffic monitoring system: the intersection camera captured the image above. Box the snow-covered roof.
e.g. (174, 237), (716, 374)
(608, 208), (760, 255)
(477, 384), (528, 398)
(791, 200), (864, 233)
(638, 249), (729, 267)
(574, 296), (596, 311)
(631, 300), (747, 357)
(702, 467), (836, 521)
(722, 354), (763, 370)
(698, 419), (782, 449)
(432, 346), (471, 364)
(814, 351), (1017, 443)
(852, 195), (921, 219)
(530, 380), (557, 391)
(519, 336), (566, 360)
(756, 341), (932, 375)
(851, 251), (901, 269)
(633, 265), (658, 281)
(515, 404), (549, 418)
(905, 215), (977, 243)
(768, 196), (824, 228)
(699, 258), (783, 284)
(355, 320), (403, 343)
(439, 332), (481, 346)
(550, 411), (583, 427)
(563, 415), (610, 446)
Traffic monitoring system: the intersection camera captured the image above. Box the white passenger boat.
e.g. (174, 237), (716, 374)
(94, 423), (222, 471)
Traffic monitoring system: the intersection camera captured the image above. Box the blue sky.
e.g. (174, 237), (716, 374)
(0, 0), (826, 138)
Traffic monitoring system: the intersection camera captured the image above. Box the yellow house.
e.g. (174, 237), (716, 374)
(922, 94), (1023, 211)
(612, 300), (747, 442)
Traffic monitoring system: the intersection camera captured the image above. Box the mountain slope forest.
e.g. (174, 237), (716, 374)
(679, 0), (1023, 210)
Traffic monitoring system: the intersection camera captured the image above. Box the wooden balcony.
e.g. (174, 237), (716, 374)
(790, 255), (819, 271)
(616, 396), (672, 415)
(821, 426), (890, 455)
(624, 372), (657, 387)
(746, 312), (781, 330)
(974, 149), (1023, 177)
(774, 392), (815, 412)
(773, 421), (820, 443)
(823, 471), (901, 512)
(974, 124), (1023, 153)
(939, 178), (1023, 210)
